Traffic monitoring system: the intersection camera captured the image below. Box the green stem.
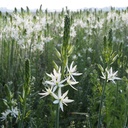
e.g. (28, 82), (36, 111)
(124, 80), (128, 127)
(55, 104), (60, 128)
(10, 117), (12, 128)
(113, 82), (119, 124)
(19, 59), (30, 128)
(97, 79), (107, 128)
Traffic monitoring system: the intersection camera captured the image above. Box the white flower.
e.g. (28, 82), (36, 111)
(101, 67), (121, 84)
(46, 68), (61, 85)
(0, 107), (18, 121)
(88, 47), (93, 53)
(52, 88), (74, 111)
(0, 110), (10, 121)
(67, 61), (82, 81)
(70, 26), (76, 38)
(67, 76), (79, 90)
(39, 86), (53, 98)
(34, 43), (44, 51)
(44, 37), (53, 43)
(10, 107), (18, 118)
(45, 68), (66, 91)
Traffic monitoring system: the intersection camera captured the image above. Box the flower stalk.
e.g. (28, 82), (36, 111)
(55, 104), (60, 128)
(97, 77), (107, 128)
(39, 12), (82, 128)
(61, 14), (70, 77)
(97, 66), (121, 128)
(56, 13), (70, 128)
(19, 58), (31, 128)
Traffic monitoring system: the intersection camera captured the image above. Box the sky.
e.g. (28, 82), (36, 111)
(0, 0), (128, 10)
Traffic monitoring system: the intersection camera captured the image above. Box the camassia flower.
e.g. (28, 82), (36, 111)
(101, 67), (121, 84)
(45, 68), (66, 91)
(67, 76), (79, 90)
(67, 61), (82, 81)
(0, 110), (10, 121)
(39, 86), (53, 98)
(0, 107), (19, 121)
(52, 88), (74, 111)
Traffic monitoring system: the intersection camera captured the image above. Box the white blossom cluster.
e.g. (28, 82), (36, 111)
(1, 13), (53, 52)
(101, 67), (121, 84)
(0, 107), (19, 121)
(39, 61), (82, 111)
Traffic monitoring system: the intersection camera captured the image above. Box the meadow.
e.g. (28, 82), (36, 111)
(0, 6), (128, 128)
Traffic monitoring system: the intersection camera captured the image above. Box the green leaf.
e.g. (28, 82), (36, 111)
(25, 110), (31, 118)
(97, 64), (104, 72)
(111, 54), (118, 64)
(67, 45), (74, 56)
(53, 61), (59, 71)
(3, 99), (8, 107)
(55, 48), (61, 61)
(19, 95), (23, 104)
